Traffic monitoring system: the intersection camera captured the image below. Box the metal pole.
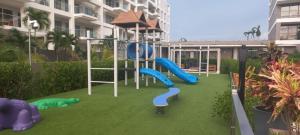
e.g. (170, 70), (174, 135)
(159, 42), (162, 72)
(113, 26), (118, 97)
(217, 49), (221, 74)
(207, 45), (210, 77)
(238, 45), (247, 105)
(28, 17), (32, 67)
(167, 43), (171, 77)
(179, 44), (182, 68)
(199, 46), (202, 76)
(87, 30), (92, 95)
(136, 23), (139, 90)
(125, 28), (128, 86)
(145, 28), (149, 87)
(152, 30), (156, 83)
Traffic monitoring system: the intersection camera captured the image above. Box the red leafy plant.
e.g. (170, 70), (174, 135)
(252, 58), (300, 134)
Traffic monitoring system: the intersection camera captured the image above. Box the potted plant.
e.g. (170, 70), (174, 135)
(259, 58), (300, 135)
(244, 44), (290, 135)
(246, 57), (300, 135)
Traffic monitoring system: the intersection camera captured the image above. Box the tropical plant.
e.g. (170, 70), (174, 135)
(6, 29), (28, 49)
(23, 7), (50, 33)
(45, 31), (78, 61)
(258, 58), (300, 134)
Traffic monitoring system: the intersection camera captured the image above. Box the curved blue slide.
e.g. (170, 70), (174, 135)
(140, 68), (174, 87)
(156, 58), (199, 84)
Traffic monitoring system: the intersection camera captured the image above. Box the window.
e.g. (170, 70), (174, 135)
(290, 5), (299, 17)
(281, 5), (300, 18)
(0, 8), (20, 27)
(280, 25), (300, 40)
(288, 26), (297, 40)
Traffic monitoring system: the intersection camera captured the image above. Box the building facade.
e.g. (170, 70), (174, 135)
(269, 0), (300, 52)
(0, 0), (170, 42)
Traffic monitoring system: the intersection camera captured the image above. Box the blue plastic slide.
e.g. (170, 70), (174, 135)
(139, 68), (174, 87)
(156, 58), (199, 84)
(127, 42), (153, 59)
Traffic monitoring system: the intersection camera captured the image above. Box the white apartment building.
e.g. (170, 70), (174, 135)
(0, 0), (170, 42)
(269, 0), (300, 52)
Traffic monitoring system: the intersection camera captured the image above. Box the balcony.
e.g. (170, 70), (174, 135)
(137, 0), (147, 9)
(74, 5), (98, 21)
(0, 13), (21, 28)
(75, 28), (97, 39)
(54, 1), (69, 12)
(35, 0), (49, 6)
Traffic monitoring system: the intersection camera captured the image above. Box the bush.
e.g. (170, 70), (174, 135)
(0, 44), (27, 62)
(220, 59), (239, 74)
(0, 62), (33, 99)
(212, 79), (260, 126)
(289, 53), (300, 62)
(220, 59), (262, 74)
(0, 59), (134, 100)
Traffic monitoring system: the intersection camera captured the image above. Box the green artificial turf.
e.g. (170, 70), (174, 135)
(2, 74), (230, 135)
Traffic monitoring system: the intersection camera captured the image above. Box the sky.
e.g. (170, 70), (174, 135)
(169, 0), (269, 41)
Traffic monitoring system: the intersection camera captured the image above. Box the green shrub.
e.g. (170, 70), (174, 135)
(220, 59), (261, 74)
(0, 62), (33, 99)
(212, 89), (232, 123)
(220, 59), (239, 74)
(289, 53), (300, 62)
(0, 59), (134, 100)
(36, 62), (87, 96)
(212, 84), (260, 126)
(0, 44), (27, 62)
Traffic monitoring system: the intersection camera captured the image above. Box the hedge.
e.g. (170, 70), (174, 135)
(220, 58), (262, 74)
(0, 60), (133, 100)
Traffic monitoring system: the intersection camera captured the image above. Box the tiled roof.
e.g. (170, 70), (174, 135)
(111, 10), (149, 28)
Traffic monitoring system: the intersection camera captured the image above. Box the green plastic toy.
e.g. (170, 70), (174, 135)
(31, 98), (80, 110)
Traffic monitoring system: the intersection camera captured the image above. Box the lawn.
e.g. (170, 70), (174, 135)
(2, 74), (230, 135)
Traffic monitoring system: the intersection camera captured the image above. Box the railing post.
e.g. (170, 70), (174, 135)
(238, 45), (247, 106)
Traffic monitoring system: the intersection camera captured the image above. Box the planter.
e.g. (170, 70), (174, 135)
(253, 106), (287, 135)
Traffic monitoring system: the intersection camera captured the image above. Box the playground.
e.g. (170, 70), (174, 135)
(2, 75), (230, 135)
(0, 10), (227, 134)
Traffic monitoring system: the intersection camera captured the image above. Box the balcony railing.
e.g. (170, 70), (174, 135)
(0, 14), (21, 27)
(74, 6), (97, 17)
(35, 0), (49, 6)
(54, 1), (69, 12)
(105, 0), (119, 7)
(75, 29), (97, 38)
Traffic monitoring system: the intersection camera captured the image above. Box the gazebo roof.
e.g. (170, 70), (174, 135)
(111, 10), (149, 28)
(131, 19), (163, 33)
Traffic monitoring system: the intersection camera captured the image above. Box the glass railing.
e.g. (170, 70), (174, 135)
(75, 29), (97, 38)
(0, 14), (21, 27)
(54, 1), (69, 12)
(35, 0), (49, 6)
(74, 6), (97, 17)
(54, 27), (70, 33)
(104, 0), (119, 7)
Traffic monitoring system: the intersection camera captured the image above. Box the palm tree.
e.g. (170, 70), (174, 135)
(23, 7), (50, 61)
(6, 29), (28, 49)
(45, 31), (66, 61)
(46, 31), (78, 61)
(23, 7), (50, 34)
(64, 33), (79, 59)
